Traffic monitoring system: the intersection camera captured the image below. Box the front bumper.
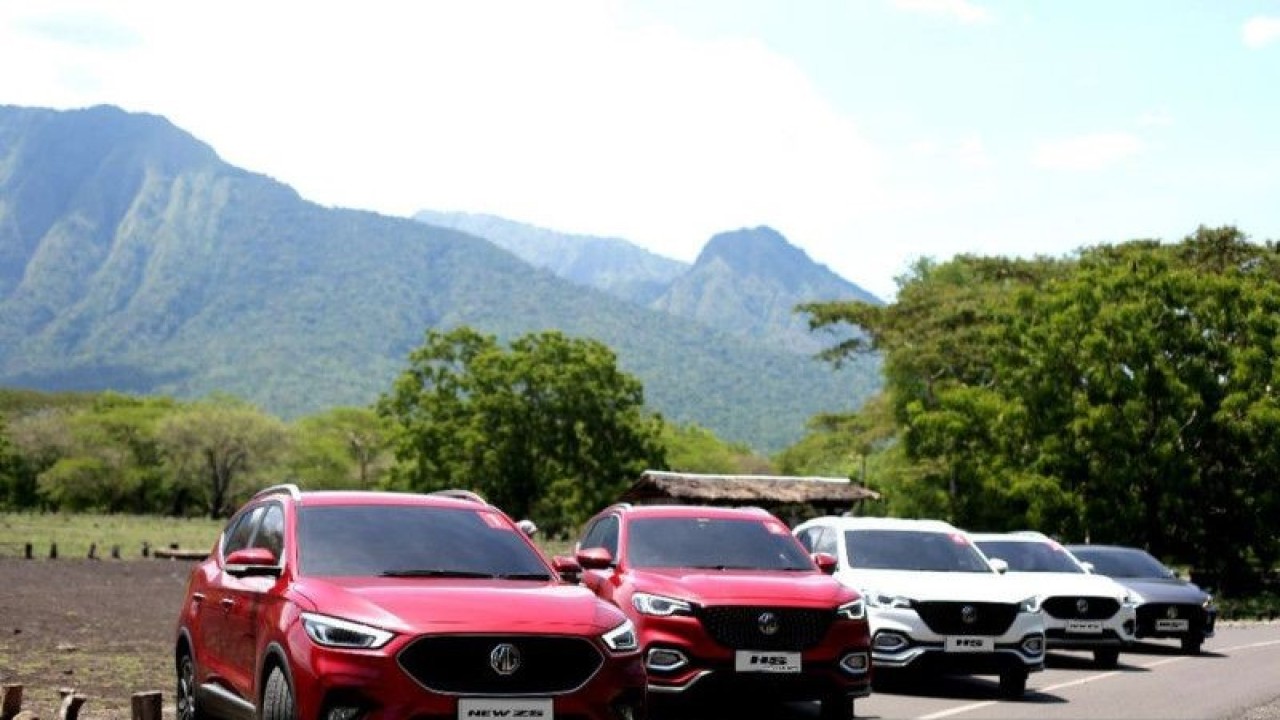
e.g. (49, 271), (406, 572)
(868, 606), (1045, 676)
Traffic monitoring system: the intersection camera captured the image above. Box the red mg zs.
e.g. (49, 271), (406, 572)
(175, 485), (645, 720)
(572, 504), (871, 720)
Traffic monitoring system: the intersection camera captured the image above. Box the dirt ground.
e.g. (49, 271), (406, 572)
(0, 558), (197, 720)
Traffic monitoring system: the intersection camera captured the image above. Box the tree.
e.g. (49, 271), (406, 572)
(288, 407), (394, 489)
(379, 327), (666, 536)
(157, 396), (291, 517)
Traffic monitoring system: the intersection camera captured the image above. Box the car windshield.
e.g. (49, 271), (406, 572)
(975, 540), (1083, 573)
(1070, 547), (1173, 579)
(626, 516), (814, 571)
(844, 529), (993, 572)
(297, 504), (553, 579)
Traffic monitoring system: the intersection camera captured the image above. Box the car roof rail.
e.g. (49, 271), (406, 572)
(253, 483), (301, 500)
(428, 489), (489, 505)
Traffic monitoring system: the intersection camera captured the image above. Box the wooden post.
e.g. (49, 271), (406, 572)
(111, 545), (121, 560)
(141, 541), (150, 558)
(24, 543), (32, 560)
(129, 692), (162, 720)
(1, 683), (23, 720)
(87, 544), (97, 560)
(49, 543), (57, 560)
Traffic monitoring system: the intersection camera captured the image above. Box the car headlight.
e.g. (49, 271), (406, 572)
(1203, 594), (1215, 609)
(865, 592), (914, 610)
(1019, 595), (1043, 614)
(300, 612), (394, 649)
(632, 592), (693, 617)
(837, 598), (866, 620)
(602, 618), (639, 652)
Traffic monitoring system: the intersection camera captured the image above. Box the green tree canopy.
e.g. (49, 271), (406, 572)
(378, 327), (667, 536)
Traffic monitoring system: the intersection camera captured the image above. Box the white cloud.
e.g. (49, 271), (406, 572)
(1243, 16), (1280, 49)
(891, 0), (991, 25)
(1033, 132), (1144, 172)
(1137, 110), (1175, 128)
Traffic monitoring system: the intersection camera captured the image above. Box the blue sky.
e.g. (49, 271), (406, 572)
(2, 1), (1278, 300)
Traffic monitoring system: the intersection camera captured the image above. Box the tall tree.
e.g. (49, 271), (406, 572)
(288, 407), (394, 489)
(379, 327), (666, 535)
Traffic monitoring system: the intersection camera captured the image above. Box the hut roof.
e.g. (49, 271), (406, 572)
(619, 470), (880, 508)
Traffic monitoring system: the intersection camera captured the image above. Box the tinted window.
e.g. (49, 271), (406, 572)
(1070, 547), (1173, 579)
(251, 504), (285, 560)
(976, 540), (1082, 573)
(844, 529), (992, 572)
(580, 515), (620, 558)
(223, 506), (265, 556)
(627, 517), (813, 571)
(297, 505), (553, 579)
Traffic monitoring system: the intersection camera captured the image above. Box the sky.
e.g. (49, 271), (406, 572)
(2, 1), (1279, 301)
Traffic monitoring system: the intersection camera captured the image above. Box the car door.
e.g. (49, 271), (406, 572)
(221, 501), (287, 702)
(578, 515), (621, 600)
(195, 505), (263, 693)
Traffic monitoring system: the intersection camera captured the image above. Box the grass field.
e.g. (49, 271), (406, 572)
(0, 512), (223, 560)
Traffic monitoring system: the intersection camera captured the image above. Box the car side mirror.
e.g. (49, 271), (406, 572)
(552, 555), (582, 582)
(812, 552), (838, 575)
(225, 547), (282, 578)
(1079, 561), (1095, 574)
(575, 547), (614, 570)
(988, 557), (1009, 575)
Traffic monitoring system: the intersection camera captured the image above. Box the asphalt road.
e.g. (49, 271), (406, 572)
(653, 622), (1280, 720)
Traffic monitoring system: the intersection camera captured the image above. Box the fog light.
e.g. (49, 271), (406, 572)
(646, 648), (689, 672)
(325, 708), (362, 720)
(1022, 635), (1045, 656)
(1124, 620), (1136, 635)
(839, 651), (870, 674)
(873, 631), (909, 652)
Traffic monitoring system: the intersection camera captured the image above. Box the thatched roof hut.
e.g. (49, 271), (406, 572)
(619, 470), (880, 520)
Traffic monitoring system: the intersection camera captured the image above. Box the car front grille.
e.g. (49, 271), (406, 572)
(913, 601), (1018, 636)
(1042, 596), (1121, 620)
(693, 606), (834, 650)
(1135, 603), (1209, 634)
(397, 635), (603, 695)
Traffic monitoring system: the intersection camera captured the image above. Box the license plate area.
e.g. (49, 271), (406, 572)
(457, 698), (553, 719)
(1156, 619), (1190, 631)
(735, 650), (802, 673)
(1066, 620), (1104, 634)
(944, 636), (993, 653)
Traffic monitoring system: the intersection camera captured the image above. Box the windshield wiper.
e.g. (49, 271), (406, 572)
(379, 569), (495, 578)
(689, 564), (761, 571)
(495, 572), (554, 581)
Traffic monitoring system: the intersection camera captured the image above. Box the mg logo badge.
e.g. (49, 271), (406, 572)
(1076, 598), (1090, 615)
(758, 612), (780, 636)
(489, 643), (522, 676)
(961, 605), (978, 624)
(1166, 606), (1180, 619)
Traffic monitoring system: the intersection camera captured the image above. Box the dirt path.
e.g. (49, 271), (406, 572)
(0, 558), (197, 719)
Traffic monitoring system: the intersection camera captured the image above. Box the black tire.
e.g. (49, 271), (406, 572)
(820, 693), (856, 720)
(1094, 648), (1120, 668)
(261, 667), (296, 720)
(998, 669), (1028, 699)
(176, 650), (209, 720)
(1181, 636), (1203, 655)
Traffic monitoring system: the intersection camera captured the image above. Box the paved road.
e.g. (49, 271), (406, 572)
(652, 622), (1280, 719)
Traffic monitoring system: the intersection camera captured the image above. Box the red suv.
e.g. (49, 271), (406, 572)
(174, 485), (646, 720)
(571, 504), (871, 720)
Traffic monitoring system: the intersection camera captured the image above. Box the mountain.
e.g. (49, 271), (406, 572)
(0, 104), (881, 452)
(413, 210), (686, 305)
(413, 214), (881, 354)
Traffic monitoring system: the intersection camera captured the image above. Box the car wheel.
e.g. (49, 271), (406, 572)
(1180, 636), (1203, 655)
(820, 693), (856, 720)
(1093, 648), (1120, 668)
(261, 667), (296, 720)
(998, 669), (1028, 698)
(176, 650), (208, 720)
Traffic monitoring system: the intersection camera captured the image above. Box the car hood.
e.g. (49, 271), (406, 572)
(630, 568), (853, 607)
(1001, 571), (1130, 600)
(292, 577), (626, 635)
(1110, 577), (1211, 604)
(834, 568), (1027, 603)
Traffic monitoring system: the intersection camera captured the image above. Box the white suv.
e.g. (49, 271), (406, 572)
(969, 531), (1137, 667)
(794, 517), (1045, 698)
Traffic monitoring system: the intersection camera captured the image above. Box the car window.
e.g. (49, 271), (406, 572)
(814, 526), (838, 556)
(580, 515), (620, 558)
(222, 505), (265, 557)
(976, 540), (1082, 573)
(250, 503), (285, 561)
(626, 516), (813, 571)
(1070, 547), (1172, 579)
(297, 504), (553, 578)
(844, 529), (992, 572)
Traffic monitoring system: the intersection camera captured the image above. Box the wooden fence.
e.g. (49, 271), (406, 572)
(0, 684), (162, 720)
